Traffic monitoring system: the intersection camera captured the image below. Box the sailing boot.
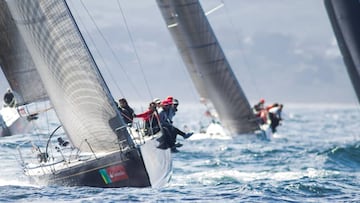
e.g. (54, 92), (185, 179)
(171, 146), (179, 153)
(183, 132), (193, 139)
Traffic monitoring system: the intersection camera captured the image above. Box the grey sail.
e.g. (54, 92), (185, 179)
(324, 0), (360, 102)
(0, 1), (47, 105)
(3, 0), (171, 188)
(6, 0), (131, 153)
(156, 0), (259, 134)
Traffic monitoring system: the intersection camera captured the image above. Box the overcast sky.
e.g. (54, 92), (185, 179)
(0, 0), (357, 106)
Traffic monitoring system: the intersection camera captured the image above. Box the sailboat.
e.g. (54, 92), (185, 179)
(156, 0), (269, 138)
(0, 1), (43, 137)
(2, 0), (171, 187)
(324, 0), (360, 102)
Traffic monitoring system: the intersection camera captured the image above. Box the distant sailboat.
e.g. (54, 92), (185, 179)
(156, 0), (268, 137)
(0, 90), (39, 137)
(2, 0), (171, 187)
(0, 1), (45, 137)
(324, 0), (360, 102)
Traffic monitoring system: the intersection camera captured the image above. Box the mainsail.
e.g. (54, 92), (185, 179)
(0, 0), (47, 105)
(156, 0), (259, 134)
(6, 0), (132, 152)
(324, 0), (360, 102)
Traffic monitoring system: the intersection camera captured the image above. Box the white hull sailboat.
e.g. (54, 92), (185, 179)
(156, 0), (270, 138)
(1, 0), (172, 188)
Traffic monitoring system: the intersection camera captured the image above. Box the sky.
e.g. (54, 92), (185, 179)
(0, 0), (357, 106)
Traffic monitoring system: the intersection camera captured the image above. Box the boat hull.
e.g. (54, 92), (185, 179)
(25, 134), (172, 188)
(0, 106), (31, 137)
(27, 149), (150, 187)
(189, 122), (271, 140)
(190, 123), (232, 140)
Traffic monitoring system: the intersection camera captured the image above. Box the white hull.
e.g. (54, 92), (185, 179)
(140, 134), (172, 187)
(257, 123), (273, 139)
(190, 122), (272, 140)
(189, 123), (232, 140)
(0, 106), (31, 137)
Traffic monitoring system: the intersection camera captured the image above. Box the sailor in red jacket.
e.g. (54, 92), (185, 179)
(135, 102), (160, 135)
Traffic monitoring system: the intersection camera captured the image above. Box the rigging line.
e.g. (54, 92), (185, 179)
(116, 0), (153, 99)
(31, 101), (50, 144)
(69, 0), (125, 97)
(176, 55), (199, 103)
(220, 0), (262, 98)
(78, 0), (143, 99)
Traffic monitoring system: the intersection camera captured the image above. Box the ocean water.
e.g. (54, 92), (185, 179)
(0, 104), (360, 202)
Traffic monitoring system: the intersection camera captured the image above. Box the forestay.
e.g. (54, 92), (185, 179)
(6, 0), (132, 152)
(0, 1), (47, 105)
(324, 0), (360, 103)
(156, 0), (259, 134)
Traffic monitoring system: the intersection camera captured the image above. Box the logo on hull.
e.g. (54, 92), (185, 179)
(99, 165), (129, 184)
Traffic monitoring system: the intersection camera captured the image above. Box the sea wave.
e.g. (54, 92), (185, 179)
(324, 143), (360, 171)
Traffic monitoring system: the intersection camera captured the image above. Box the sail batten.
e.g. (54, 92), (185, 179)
(5, 0), (131, 152)
(324, 0), (360, 103)
(157, 0), (259, 134)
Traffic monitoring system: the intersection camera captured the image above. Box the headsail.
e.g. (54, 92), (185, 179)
(0, 1), (47, 105)
(324, 0), (360, 102)
(6, 0), (132, 152)
(156, 0), (259, 134)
